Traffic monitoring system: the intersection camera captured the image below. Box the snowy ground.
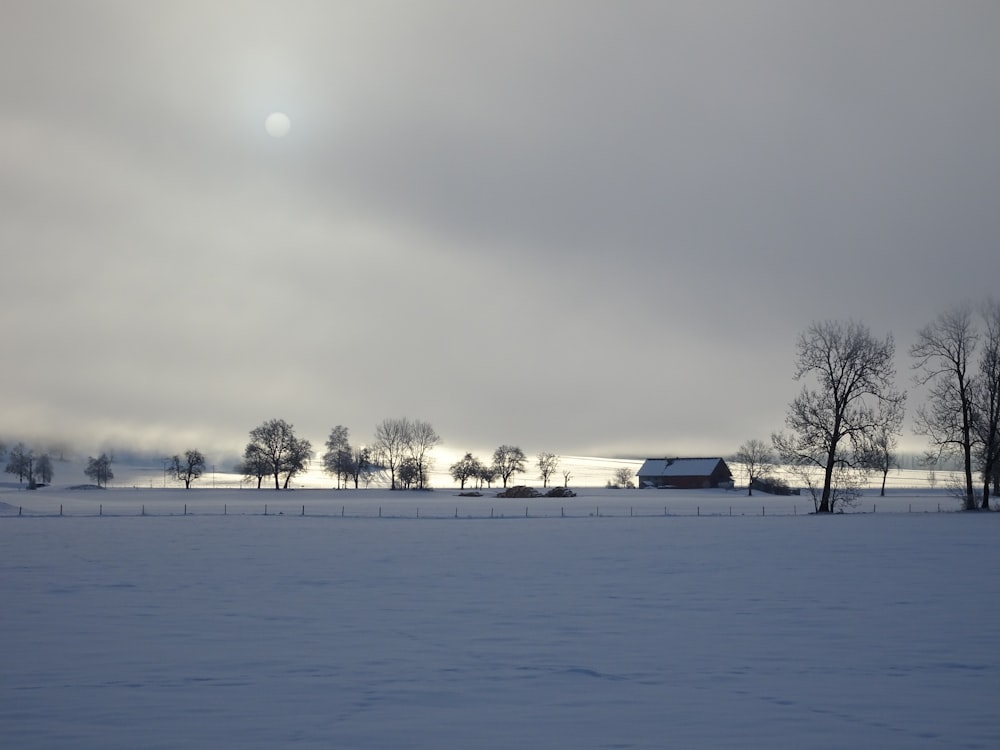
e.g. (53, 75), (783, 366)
(2, 486), (998, 749)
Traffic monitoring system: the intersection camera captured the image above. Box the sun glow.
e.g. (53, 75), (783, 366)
(264, 112), (291, 138)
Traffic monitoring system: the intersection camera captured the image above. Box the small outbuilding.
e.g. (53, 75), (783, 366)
(637, 457), (733, 489)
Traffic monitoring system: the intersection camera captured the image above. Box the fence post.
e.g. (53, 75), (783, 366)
(100, 504), (103, 517)
(379, 506), (382, 518)
(224, 504), (227, 515)
(60, 504), (63, 516)
(525, 507), (528, 518)
(697, 506), (700, 516)
(184, 504), (187, 516)
(302, 505), (305, 516)
(342, 505), (345, 517)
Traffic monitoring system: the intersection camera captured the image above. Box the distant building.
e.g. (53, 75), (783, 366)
(637, 457), (733, 489)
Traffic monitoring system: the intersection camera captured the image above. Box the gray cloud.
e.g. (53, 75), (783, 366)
(3, 1), (999, 462)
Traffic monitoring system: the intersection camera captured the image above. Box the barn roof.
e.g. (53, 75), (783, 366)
(636, 458), (727, 477)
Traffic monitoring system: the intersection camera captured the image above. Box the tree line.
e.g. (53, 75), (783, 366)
(234, 418), (566, 492)
(5, 301), (997, 503)
(735, 299), (1000, 512)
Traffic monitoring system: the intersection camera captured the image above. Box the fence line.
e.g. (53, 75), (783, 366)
(4, 502), (956, 520)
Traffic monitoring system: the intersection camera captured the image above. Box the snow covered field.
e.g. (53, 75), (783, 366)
(2, 486), (998, 749)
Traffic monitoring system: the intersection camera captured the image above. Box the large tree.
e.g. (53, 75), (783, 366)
(773, 320), (903, 513)
(492, 445), (527, 488)
(373, 417), (411, 490)
(733, 439), (774, 496)
(246, 419), (313, 490)
(349, 444), (374, 489)
(171, 449), (206, 489)
(408, 420), (441, 490)
(971, 299), (1000, 509)
(911, 305), (978, 509)
(537, 452), (559, 488)
(84, 453), (114, 488)
(450, 452), (484, 490)
(322, 425), (353, 489)
(238, 443), (270, 489)
(34, 453), (54, 485)
(4, 442), (33, 485)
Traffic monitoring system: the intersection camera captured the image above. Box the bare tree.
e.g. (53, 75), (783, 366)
(610, 466), (634, 488)
(4, 442), (33, 485)
(34, 453), (54, 485)
(246, 419), (312, 490)
(911, 305), (978, 509)
(733, 439), (774, 496)
(477, 463), (498, 489)
(492, 445), (526, 488)
(237, 443), (270, 489)
(349, 444), (374, 489)
(537, 452), (559, 488)
(282, 437), (313, 489)
(773, 320), (903, 513)
(971, 299), (1000, 509)
(408, 420), (441, 490)
(397, 457), (419, 489)
(450, 453), (484, 489)
(322, 425), (353, 489)
(170, 449), (206, 489)
(860, 399), (906, 497)
(85, 453), (114, 488)
(373, 418), (411, 490)
(562, 468), (572, 487)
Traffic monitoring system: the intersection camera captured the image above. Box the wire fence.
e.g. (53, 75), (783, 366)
(2, 499), (965, 520)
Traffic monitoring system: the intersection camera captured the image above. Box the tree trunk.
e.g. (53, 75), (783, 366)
(818, 457), (835, 513)
(880, 470), (888, 497)
(962, 400), (976, 509)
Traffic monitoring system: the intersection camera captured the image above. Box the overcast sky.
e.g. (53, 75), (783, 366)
(2, 1), (998, 463)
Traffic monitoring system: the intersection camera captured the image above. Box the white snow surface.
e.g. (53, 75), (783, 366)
(2, 486), (998, 749)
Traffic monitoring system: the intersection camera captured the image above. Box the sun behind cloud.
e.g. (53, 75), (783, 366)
(264, 112), (291, 138)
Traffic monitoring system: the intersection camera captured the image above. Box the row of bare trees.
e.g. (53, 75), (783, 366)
(449, 447), (569, 490)
(1, 439), (209, 490)
(736, 300), (1000, 512)
(236, 417), (444, 491)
